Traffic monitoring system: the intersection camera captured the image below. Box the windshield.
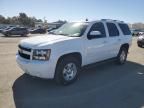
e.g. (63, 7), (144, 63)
(5, 27), (15, 30)
(49, 22), (88, 37)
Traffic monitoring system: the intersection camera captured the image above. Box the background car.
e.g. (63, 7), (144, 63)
(2, 27), (29, 36)
(29, 28), (46, 34)
(137, 35), (144, 48)
(0, 26), (7, 33)
(47, 28), (57, 32)
(131, 29), (144, 36)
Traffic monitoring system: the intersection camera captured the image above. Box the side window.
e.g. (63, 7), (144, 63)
(20, 28), (25, 31)
(14, 28), (19, 31)
(119, 24), (131, 35)
(107, 23), (119, 37)
(12, 28), (16, 30)
(88, 22), (106, 39)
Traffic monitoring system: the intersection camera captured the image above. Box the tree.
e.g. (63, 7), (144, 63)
(11, 16), (19, 25)
(18, 13), (28, 26)
(0, 15), (6, 23)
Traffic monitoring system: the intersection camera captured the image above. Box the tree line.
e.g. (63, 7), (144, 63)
(0, 13), (43, 27)
(1, 13), (144, 30)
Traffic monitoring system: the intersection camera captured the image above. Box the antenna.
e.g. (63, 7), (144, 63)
(85, 18), (88, 22)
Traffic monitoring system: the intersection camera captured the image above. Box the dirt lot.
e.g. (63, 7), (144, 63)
(0, 34), (144, 108)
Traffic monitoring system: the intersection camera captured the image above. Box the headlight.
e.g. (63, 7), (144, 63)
(33, 49), (51, 60)
(138, 36), (144, 40)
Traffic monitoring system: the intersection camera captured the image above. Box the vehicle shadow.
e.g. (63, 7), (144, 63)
(12, 61), (144, 108)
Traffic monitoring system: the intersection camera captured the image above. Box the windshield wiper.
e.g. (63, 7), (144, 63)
(48, 32), (69, 36)
(57, 33), (69, 36)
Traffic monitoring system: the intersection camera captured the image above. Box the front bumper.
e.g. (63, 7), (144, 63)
(16, 54), (56, 79)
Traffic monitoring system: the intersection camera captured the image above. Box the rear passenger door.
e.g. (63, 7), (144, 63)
(10, 28), (18, 35)
(106, 22), (121, 58)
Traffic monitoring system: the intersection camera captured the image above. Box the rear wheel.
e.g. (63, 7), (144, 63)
(5, 33), (10, 37)
(116, 47), (128, 64)
(55, 56), (80, 85)
(138, 44), (142, 48)
(21, 34), (27, 37)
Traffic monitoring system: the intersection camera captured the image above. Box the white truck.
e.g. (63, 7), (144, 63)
(16, 19), (132, 85)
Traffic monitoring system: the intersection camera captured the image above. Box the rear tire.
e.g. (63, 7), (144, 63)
(54, 56), (81, 85)
(21, 33), (27, 37)
(5, 33), (10, 37)
(138, 44), (142, 48)
(116, 47), (128, 64)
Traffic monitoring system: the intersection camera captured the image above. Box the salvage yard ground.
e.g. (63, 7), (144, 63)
(0, 34), (144, 108)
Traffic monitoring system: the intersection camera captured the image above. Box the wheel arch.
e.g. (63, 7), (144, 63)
(56, 52), (82, 67)
(54, 52), (82, 85)
(120, 43), (129, 51)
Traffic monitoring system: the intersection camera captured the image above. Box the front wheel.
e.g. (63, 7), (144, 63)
(54, 57), (80, 85)
(116, 47), (128, 64)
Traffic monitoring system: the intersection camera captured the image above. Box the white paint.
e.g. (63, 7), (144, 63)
(16, 20), (132, 79)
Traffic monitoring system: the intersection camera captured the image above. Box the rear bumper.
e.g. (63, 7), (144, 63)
(16, 54), (56, 79)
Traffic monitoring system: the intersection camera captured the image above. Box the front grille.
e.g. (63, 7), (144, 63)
(18, 45), (31, 60)
(19, 51), (30, 59)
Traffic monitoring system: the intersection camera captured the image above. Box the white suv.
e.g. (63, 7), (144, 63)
(16, 19), (132, 85)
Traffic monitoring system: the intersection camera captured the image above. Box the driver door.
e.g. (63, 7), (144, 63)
(85, 22), (109, 65)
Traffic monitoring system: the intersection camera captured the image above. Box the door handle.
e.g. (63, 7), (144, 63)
(118, 39), (121, 41)
(103, 41), (107, 43)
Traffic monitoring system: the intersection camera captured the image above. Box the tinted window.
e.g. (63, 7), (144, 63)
(20, 28), (24, 30)
(107, 23), (119, 37)
(119, 24), (131, 35)
(19, 28), (23, 30)
(88, 22), (106, 39)
(11, 27), (17, 30)
(15, 28), (20, 30)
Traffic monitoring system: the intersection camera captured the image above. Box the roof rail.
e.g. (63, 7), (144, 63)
(113, 20), (124, 23)
(101, 19), (113, 21)
(101, 19), (124, 23)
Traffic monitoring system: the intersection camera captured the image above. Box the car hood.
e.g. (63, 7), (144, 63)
(20, 34), (77, 48)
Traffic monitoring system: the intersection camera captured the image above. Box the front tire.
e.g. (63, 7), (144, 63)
(54, 56), (80, 85)
(116, 47), (128, 64)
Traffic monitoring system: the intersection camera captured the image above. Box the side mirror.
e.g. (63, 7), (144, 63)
(88, 31), (102, 39)
(90, 31), (101, 36)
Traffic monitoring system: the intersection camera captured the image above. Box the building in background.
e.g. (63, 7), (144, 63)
(35, 21), (48, 28)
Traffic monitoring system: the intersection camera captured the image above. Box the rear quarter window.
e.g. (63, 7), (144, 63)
(119, 24), (131, 35)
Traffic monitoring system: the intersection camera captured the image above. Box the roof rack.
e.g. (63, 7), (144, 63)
(113, 20), (124, 23)
(101, 19), (124, 23)
(101, 19), (113, 21)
